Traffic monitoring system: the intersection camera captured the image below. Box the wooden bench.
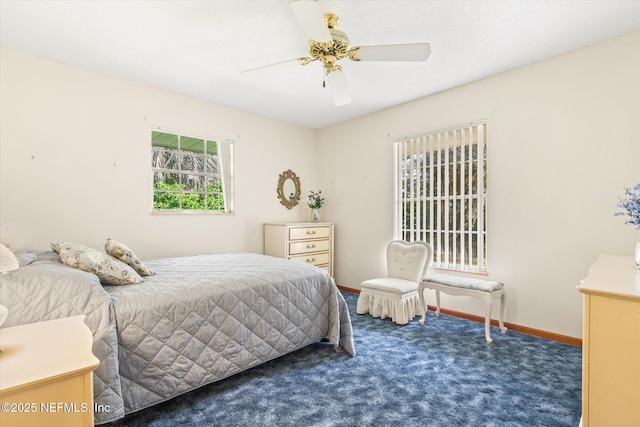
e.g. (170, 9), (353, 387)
(418, 273), (507, 343)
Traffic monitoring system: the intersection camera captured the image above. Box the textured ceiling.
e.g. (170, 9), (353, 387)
(1, 0), (639, 129)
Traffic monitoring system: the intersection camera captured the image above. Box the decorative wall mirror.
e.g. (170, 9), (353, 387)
(277, 169), (301, 209)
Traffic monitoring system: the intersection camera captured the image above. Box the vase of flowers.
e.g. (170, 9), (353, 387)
(307, 190), (325, 223)
(615, 183), (640, 268)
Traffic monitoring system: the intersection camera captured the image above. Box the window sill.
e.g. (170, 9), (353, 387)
(151, 209), (232, 215)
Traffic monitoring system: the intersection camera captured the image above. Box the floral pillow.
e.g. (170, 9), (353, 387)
(51, 241), (143, 285)
(104, 238), (155, 276)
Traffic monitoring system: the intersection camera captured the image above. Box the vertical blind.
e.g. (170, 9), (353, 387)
(394, 121), (487, 272)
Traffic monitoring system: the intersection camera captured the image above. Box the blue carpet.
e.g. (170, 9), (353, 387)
(106, 291), (582, 426)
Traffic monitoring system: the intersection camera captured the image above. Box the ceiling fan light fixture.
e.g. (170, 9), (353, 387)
(254, 1), (431, 107)
(308, 26), (350, 63)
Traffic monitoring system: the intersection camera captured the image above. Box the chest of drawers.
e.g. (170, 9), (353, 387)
(264, 222), (334, 277)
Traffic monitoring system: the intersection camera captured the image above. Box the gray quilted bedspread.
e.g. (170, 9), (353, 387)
(0, 252), (354, 425)
(0, 259), (124, 424)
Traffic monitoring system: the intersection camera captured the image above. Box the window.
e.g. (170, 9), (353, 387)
(394, 121), (487, 272)
(151, 129), (233, 213)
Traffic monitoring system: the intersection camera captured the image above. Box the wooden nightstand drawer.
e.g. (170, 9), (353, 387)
(289, 252), (330, 267)
(288, 226), (331, 241)
(289, 239), (330, 255)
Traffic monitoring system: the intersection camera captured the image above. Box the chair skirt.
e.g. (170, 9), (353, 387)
(357, 288), (423, 325)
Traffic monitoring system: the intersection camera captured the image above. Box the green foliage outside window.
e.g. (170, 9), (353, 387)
(153, 181), (225, 210)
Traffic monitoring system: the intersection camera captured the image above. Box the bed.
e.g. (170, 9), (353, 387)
(0, 246), (355, 425)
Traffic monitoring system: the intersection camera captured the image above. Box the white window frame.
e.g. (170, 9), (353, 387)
(151, 127), (234, 214)
(394, 121), (487, 273)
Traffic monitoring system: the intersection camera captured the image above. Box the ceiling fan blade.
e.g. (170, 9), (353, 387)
(350, 43), (431, 62)
(289, 0), (332, 43)
(241, 57), (315, 74)
(326, 69), (351, 106)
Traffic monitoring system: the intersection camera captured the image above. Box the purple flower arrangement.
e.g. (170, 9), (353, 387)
(615, 183), (640, 229)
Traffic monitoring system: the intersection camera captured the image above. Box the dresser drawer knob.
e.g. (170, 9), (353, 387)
(306, 244), (316, 249)
(306, 258), (316, 263)
(306, 230), (316, 235)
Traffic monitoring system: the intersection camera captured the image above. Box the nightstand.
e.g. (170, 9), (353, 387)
(264, 222), (334, 277)
(0, 315), (99, 427)
(577, 255), (640, 426)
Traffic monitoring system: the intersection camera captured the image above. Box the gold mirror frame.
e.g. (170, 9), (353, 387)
(277, 169), (301, 210)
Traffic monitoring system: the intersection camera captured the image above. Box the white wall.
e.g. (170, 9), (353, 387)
(2, 33), (639, 339)
(317, 32), (640, 338)
(0, 48), (318, 258)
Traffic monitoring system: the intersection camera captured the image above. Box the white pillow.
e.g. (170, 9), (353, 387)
(13, 248), (38, 266)
(51, 241), (143, 285)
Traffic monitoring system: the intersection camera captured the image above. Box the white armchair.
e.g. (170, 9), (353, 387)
(356, 240), (432, 325)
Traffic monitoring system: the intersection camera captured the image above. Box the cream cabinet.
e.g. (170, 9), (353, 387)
(264, 222), (334, 277)
(577, 255), (640, 427)
(0, 315), (99, 427)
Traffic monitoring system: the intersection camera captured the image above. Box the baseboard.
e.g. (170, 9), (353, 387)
(337, 285), (582, 347)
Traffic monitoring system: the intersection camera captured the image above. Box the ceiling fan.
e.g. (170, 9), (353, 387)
(243, 0), (431, 106)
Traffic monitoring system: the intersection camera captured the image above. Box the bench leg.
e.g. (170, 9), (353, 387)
(484, 296), (493, 343)
(499, 290), (508, 334)
(419, 288), (442, 326)
(419, 286), (427, 326)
